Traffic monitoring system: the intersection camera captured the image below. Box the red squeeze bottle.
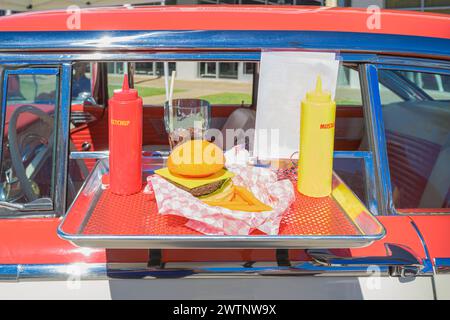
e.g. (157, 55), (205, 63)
(108, 75), (143, 195)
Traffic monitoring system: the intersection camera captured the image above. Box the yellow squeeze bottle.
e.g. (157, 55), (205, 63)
(298, 76), (336, 198)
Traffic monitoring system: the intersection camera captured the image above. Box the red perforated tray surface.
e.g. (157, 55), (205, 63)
(82, 177), (360, 236)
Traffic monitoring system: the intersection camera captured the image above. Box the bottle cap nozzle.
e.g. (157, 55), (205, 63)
(315, 76), (322, 93)
(111, 73), (139, 101)
(306, 75), (332, 103)
(122, 74), (130, 91)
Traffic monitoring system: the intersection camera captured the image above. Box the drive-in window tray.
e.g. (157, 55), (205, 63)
(58, 158), (385, 249)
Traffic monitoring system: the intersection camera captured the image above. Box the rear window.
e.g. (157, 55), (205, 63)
(378, 68), (450, 211)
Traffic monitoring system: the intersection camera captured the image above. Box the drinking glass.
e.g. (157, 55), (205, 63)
(164, 99), (211, 150)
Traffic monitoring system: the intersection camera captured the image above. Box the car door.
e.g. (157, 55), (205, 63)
(369, 62), (450, 299)
(0, 64), (107, 282)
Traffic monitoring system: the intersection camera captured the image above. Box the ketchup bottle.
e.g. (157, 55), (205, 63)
(109, 75), (143, 195)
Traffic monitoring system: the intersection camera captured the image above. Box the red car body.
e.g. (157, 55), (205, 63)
(0, 6), (448, 298)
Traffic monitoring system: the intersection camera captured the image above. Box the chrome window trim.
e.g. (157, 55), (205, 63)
(0, 52), (448, 69)
(55, 63), (72, 216)
(0, 66), (64, 218)
(360, 64), (393, 216)
(377, 64), (450, 75)
(374, 57), (450, 71)
(0, 30), (449, 59)
(0, 52), (262, 63)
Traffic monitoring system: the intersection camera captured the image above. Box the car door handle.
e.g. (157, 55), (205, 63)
(306, 243), (424, 277)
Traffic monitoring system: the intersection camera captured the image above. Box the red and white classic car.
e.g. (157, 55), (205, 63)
(0, 5), (448, 299)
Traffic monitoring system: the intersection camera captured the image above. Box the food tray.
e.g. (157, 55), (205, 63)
(58, 158), (385, 249)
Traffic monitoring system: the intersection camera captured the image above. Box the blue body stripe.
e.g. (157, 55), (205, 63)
(0, 30), (449, 58)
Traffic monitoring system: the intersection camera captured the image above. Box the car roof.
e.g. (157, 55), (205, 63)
(0, 6), (448, 59)
(0, 5), (448, 39)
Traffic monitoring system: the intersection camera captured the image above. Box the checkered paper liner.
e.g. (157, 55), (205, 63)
(145, 165), (295, 235)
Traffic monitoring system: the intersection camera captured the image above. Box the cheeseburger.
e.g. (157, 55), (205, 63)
(155, 139), (272, 212)
(155, 140), (234, 198)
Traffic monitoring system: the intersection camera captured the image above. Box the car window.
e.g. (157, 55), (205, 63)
(0, 70), (59, 213)
(378, 83), (404, 104)
(378, 68), (450, 212)
(395, 70), (450, 100)
(333, 65), (372, 208)
(334, 65), (367, 154)
(335, 65), (363, 106)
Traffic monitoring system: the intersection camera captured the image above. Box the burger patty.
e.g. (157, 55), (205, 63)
(165, 178), (227, 197)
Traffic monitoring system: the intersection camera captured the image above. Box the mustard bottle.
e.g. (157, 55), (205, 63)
(298, 76), (336, 198)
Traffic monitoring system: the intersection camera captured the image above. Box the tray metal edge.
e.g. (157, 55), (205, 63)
(57, 158), (387, 249)
(57, 230), (386, 249)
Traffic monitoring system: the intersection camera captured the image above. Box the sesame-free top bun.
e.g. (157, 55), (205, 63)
(167, 140), (225, 178)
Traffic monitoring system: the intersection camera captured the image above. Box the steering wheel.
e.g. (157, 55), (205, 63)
(7, 105), (54, 202)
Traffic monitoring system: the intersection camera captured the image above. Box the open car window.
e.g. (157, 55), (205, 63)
(68, 60), (373, 211)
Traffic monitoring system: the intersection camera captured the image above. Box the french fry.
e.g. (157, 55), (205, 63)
(202, 186), (273, 212)
(234, 186), (272, 211)
(202, 201), (270, 212)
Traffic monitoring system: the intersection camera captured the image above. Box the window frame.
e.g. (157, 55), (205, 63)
(364, 62), (450, 216)
(0, 63), (71, 218)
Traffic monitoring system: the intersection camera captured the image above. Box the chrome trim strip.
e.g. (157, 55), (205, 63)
(0, 31), (449, 58)
(0, 69), (8, 164)
(360, 64), (393, 216)
(374, 56), (450, 70)
(435, 258), (450, 274)
(2, 68), (59, 75)
(0, 263), (106, 281)
(376, 64), (450, 75)
(0, 53), (448, 70)
(308, 243), (426, 277)
(70, 151), (109, 160)
(55, 64), (72, 216)
(0, 52), (261, 63)
(409, 219), (436, 274)
(0, 264), (18, 281)
(0, 259), (435, 281)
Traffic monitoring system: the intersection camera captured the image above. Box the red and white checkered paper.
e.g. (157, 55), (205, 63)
(145, 165), (294, 235)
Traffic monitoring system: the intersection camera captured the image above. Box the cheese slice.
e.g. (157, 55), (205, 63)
(155, 167), (234, 189)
